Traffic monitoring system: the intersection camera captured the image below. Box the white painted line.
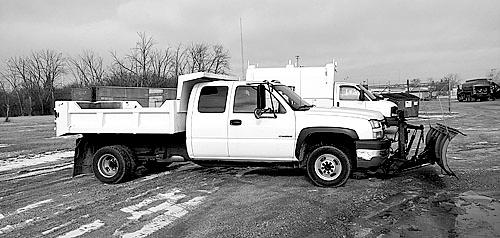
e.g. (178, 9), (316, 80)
(120, 189), (186, 221)
(16, 199), (53, 214)
(57, 220), (105, 238)
(120, 196), (206, 238)
(42, 221), (73, 235)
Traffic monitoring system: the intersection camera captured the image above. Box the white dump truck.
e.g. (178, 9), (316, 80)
(246, 60), (399, 125)
(55, 72), (462, 187)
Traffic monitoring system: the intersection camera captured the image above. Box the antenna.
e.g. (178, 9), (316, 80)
(240, 18), (245, 80)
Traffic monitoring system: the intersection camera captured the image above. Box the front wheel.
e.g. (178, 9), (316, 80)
(306, 146), (351, 187)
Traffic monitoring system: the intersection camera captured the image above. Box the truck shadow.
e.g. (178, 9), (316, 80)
(242, 167), (305, 177)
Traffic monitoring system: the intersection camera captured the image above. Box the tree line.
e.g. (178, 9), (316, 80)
(0, 33), (231, 120)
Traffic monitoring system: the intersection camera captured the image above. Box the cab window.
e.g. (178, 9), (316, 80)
(198, 86), (228, 113)
(233, 86), (286, 113)
(339, 86), (361, 100)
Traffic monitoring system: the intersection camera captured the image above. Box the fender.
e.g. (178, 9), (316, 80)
(295, 127), (359, 159)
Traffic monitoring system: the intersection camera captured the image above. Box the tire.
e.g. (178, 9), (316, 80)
(115, 145), (137, 180)
(306, 146), (351, 187)
(92, 145), (134, 184)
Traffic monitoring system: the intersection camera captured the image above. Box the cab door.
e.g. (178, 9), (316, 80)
(189, 84), (230, 159)
(227, 85), (296, 161)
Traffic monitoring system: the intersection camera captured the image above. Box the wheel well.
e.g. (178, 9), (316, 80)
(298, 132), (356, 168)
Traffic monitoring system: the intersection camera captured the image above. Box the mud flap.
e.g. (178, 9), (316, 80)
(422, 123), (465, 177)
(73, 137), (94, 176)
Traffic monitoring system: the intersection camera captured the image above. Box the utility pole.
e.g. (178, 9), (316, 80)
(448, 77), (451, 113)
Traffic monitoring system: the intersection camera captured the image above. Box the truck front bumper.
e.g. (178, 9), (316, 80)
(355, 139), (391, 168)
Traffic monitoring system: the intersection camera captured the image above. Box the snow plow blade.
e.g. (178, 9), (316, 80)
(379, 111), (465, 176)
(421, 123), (465, 177)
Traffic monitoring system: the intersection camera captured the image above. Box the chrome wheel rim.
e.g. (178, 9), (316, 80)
(98, 154), (119, 178)
(314, 154), (342, 181)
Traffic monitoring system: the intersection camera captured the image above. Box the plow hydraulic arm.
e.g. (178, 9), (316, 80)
(379, 111), (465, 176)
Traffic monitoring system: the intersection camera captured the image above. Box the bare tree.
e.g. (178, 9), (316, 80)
(488, 69), (499, 84)
(443, 73), (460, 89)
(25, 50), (65, 115)
(410, 78), (421, 87)
(186, 43), (210, 73)
(3, 58), (26, 115)
(172, 43), (188, 80)
(68, 50), (105, 86)
(208, 44), (230, 74)
(7, 56), (34, 115)
(0, 76), (11, 121)
(110, 32), (156, 87)
(186, 43), (231, 75)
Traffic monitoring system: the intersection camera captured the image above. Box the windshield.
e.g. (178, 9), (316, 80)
(272, 85), (313, 110)
(358, 85), (378, 100)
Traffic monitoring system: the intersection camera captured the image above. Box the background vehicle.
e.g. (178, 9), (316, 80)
(55, 72), (462, 187)
(457, 78), (494, 102)
(246, 60), (398, 124)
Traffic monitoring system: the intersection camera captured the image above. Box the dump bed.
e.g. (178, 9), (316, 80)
(55, 100), (186, 136)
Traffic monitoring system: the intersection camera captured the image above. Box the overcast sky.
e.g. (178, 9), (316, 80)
(1, 0), (499, 85)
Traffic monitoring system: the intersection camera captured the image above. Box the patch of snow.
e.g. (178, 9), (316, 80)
(0, 144), (11, 148)
(1, 163), (73, 181)
(16, 199), (53, 214)
(57, 220), (104, 238)
(45, 135), (80, 140)
(0, 151), (74, 172)
(0, 214), (4, 219)
(0, 217), (40, 235)
(140, 171), (172, 182)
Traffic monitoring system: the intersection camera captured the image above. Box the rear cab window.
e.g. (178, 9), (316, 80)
(198, 86), (228, 113)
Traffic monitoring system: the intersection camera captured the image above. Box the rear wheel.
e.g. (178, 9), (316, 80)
(306, 146), (351, 187)
(92, 146), (134, 184)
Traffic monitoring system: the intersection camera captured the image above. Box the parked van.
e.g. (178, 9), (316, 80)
(246, 60), (398, 125)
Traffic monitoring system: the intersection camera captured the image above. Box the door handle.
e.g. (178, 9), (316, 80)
(230, 119), (242, 126)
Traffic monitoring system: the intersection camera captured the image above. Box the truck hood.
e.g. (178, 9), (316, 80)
(305, 107), (385, 121)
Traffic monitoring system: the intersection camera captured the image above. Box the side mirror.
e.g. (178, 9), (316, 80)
(257, 84), (266, 109)
(254, 108), (263, 119)
(359, 93), (365, 101)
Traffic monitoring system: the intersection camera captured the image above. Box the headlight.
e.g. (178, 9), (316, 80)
(369, 120), (382, 129)
(390, 106), (398, 117)
(369, 120), (384, 139)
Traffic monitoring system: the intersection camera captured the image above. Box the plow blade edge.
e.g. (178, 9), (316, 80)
(421, 123), (465, 177)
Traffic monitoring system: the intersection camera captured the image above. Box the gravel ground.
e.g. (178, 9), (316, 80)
(0, 99), (499, 238)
